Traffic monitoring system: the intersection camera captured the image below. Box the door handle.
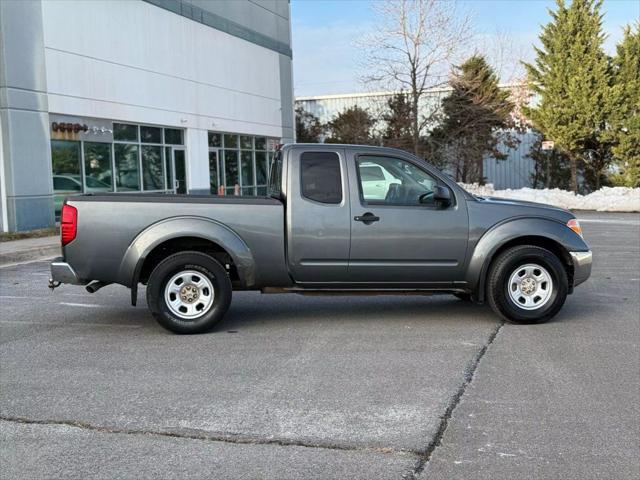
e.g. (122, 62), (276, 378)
(354, 212), (380, 224)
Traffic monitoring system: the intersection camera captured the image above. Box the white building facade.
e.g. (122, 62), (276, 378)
(0, 0), (294, 231)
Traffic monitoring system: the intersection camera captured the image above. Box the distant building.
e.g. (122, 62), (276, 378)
(295, 89), (538, 190)
(0, 0), (294, 231)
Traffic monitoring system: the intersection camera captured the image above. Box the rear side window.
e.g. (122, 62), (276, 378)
(268, 150), (283, 199)
(300, 152), (342, 204)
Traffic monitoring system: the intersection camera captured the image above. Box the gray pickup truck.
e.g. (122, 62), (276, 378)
(50, 144), (592, 333)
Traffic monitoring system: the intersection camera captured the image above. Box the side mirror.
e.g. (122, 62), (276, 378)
(433, 185), (452, 208)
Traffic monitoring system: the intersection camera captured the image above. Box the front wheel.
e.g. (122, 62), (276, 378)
(487, 245), (568, 324)
(146, 251), (232, 334)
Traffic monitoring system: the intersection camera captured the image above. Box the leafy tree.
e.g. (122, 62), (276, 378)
(325, 106), (377, 145)
(360, 0), (472, 156)
(428, 54), (516, 183)
(381, 92), (414, 153)
(607, 23), (640, 187)
(295, 106), (323, 143)
(523, 0), (611, 192)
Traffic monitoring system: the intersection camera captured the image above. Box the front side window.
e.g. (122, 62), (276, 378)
(357, 156), (437, 206)
(300, 152), (342, 204)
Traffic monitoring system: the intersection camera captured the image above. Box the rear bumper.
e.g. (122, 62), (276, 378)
(570, 250), (592, 288)
(50, 257), (82, 285)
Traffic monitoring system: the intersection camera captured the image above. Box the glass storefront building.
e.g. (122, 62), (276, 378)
(0, 0), (293, 231)
(50, 116), (279, 218)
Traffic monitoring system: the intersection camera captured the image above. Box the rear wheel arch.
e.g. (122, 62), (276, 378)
(118, 217), (255, 305)
(139, 236), (238, 285)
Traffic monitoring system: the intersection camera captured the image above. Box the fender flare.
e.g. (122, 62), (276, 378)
(466, 216), (588, 301)
(118, 216), (255, 304)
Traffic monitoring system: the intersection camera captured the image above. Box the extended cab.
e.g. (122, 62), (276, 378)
(50, 144), (592, 333)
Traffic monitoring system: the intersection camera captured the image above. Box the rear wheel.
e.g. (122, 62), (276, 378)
(487, 245), (568, 324)
(146, 251), (232, 334)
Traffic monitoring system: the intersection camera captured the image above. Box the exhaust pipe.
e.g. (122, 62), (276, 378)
(86, 281), (110, 294)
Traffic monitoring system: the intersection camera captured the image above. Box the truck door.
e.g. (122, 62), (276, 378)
(286, 147), (351, 283)
(346, 150), (468, 284)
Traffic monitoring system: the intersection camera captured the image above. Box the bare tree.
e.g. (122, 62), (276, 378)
(358, 0), (473, 155)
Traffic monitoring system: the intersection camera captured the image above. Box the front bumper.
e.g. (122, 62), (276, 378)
(49, 257), (81, 285)
(570, 251), (592, 288)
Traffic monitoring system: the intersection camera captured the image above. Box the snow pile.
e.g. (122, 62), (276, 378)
(458, 184), (640, 212)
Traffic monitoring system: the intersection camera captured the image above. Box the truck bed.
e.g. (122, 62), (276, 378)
(63, 194), (290, 288)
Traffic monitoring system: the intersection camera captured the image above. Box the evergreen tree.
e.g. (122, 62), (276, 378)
(529, 134), (573, 189)
(381, 93), (414, 153)
(428, 54), (515, 183)
(295, 106), (323, 143)
(523, 0), (611, 192)
(325, 106), (377, 145)
(608, 23), (640, 187)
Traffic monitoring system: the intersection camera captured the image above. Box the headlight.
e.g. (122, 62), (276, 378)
(567, 218), (583, 237)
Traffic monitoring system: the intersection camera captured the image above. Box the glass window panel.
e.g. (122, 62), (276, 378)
(300, 151), (342, 204)
(267, 138), (278, 151)
(51, 140), (82, 218)
(255, 151), (267, 185)
(164, 128), (183, 145)
(224, 134), (238, 149)
(51, 140), (81, 177)
(174, 150), (186, 194)
(208, 132), (222, 148)
(256, 186), (268, 196)
(83, 142), (113, 192)
(209, 151), (219, 194)
(240, 135), (253, 150)
(113, 123), (138, 142)
(223, 150), (239, 187)
(240, 150), (254, 187)
(142, 145), (164, 190)
(165, 147), (173, 191)
(242, 186), (256, 196)
(115, 144), (140, 191)
(255, 137), (266, 151)
(140, 126), (162, 144)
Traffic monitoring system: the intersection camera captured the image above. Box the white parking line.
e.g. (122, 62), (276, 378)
(0, 319), (141, 328)
(578, 218), (640, 225)
(59, 302), (105, 308)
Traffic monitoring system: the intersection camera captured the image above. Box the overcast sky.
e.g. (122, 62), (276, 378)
(291, 0), (640, 97)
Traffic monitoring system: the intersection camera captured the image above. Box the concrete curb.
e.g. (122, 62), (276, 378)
(0, 238), (60, 267)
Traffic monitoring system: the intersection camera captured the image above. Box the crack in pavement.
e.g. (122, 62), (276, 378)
(402, 320), (505, 480)
(0, 415), (418, 458)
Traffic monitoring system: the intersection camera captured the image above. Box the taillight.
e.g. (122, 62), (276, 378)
(61, 204), (77, 246)
(567, 218), (583, 237)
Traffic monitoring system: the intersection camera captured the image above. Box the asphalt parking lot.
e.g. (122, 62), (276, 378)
(1, 211), (639, 480)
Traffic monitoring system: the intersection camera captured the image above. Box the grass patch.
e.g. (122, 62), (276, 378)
(0, 227), (59, 242)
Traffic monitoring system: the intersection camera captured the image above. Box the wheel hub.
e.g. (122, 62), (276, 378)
(507, 263), (553, 311)
(164, 270), (215, 320)
(520, 277), (537, 295)
(179, 284), (199, 303)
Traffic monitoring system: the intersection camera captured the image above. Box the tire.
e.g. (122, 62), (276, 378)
(486, 245), (568, 324)
(146, 251), (232, 334)
(454, 293), (472, 302)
